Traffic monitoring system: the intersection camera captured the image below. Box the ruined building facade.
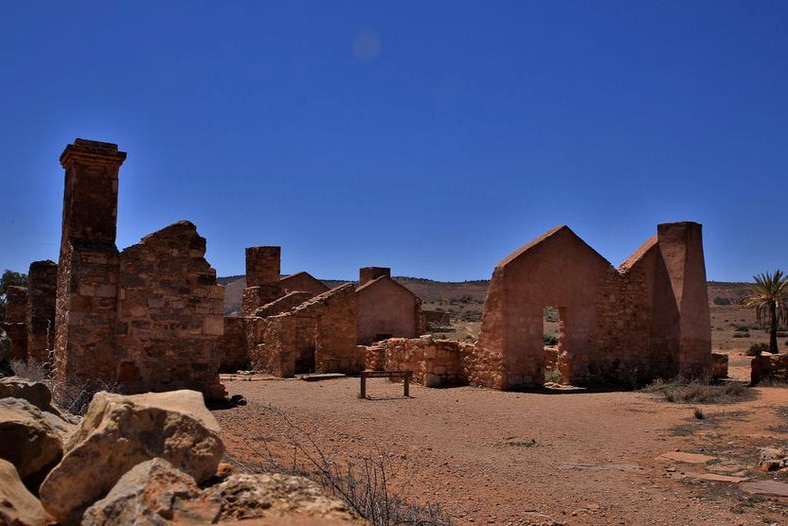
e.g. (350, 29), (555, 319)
(369, 222), (715, 390)
(220, 247), (362, 376)
(52, 139), (225, 401)
(473, 222), (711, 389)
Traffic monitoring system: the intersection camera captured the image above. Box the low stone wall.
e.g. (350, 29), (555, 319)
(751, 354), (788, 385)
(711, 352), (729, 379)
(371, 336), (474, 388)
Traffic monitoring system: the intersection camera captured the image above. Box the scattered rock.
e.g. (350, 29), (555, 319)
(741, 480), (788, 497)
(204, 472), (361, 523)
(758, 446), (788, 471)
(657, 451), (716, 464)
(81, 458), (221, 526)
(0, 376), (54, 413)
(39, 389), (224, 525)
(0, 458), (55, 526)
(694, 473), (751, 483)
(0, 397), (64, 493)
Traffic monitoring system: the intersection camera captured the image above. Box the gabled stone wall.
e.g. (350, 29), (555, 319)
(249, 284), (359, 376)
(356, 268), (424, 345)
(475, 222), (713, 390)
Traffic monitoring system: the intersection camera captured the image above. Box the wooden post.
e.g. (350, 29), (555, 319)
(360, 374), (367, 398)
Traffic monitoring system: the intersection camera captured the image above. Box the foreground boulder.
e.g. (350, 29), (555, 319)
(85, 458), (363, 525)
(205, 472), (362, 523)
(81, 458), (221, 526)
(0, 397), (64, 493)
(0, 458), (55, 526)
(0, 376), (55, 413)
(39, 390), (224, 525)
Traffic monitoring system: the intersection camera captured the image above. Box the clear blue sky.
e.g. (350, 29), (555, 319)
(1, 1), (786, 282)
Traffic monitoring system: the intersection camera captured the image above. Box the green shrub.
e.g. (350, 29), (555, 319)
(732, 331), (751, 338)
(543, 334), (559, 346)
(747, 343), (769, 356)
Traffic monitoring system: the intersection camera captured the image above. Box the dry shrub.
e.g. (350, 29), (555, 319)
(644, 377), (753, 404)
(224, 405), (452, 526)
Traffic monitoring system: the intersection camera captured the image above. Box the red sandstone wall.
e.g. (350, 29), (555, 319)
(249, 284), (358, 376)
(279, 272), (329, 297)
(219, 316), (249, 373)
(4, 286), (28, 362)
(476, 227), (613, 389)
(115, 221), (225, 398)
(357, 278), (422, 345)
(27, 260), (58, 364)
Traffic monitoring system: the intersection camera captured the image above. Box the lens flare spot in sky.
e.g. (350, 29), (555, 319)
(353, 29), (380, 63)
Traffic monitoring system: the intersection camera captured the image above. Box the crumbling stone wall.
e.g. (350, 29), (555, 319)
(115, 222), (225, 399)
(52, 139), (225, 401)
(26, 260), (57, 365)
(475, 222), (713, 390)
(219, 316), (248, 373)
(249, 284), (360, 376)
(369, 336), (474, 387)
(751, 354), (788, 385)
(3, 286), (28, 362)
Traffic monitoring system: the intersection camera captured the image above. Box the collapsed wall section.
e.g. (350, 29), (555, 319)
(116, 221), (225, 399)
(3, 285), (28, 362)
(249, 283), (360, 376)
(27, 260), (58, 365)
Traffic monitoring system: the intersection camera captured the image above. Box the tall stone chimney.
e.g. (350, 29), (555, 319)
(242, 246), (282, 315)
(359, 267), (391, 287)
(59, 139), (127, 252)
(54, 139), (126, 400)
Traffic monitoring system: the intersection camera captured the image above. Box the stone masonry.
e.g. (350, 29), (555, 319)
(474, 222), (713, 389)
(241, 246), (281, 316)
(356, 267), (425, 345)
(52, 139), (225, 402)
(248, 283), (360, 376)
(26, 260), (58, 365)
(3, 286), (28, 362)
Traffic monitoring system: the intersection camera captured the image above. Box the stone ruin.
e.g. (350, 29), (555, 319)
(2, 138), (722, 396)
(218, 249), (428, 376)
(5, 139), (226, 403)
(369, 222), (721, 389)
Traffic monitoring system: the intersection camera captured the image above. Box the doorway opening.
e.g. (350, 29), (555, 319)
(543, 306), (567, 384)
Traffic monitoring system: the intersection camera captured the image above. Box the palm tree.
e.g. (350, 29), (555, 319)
(743, 270), (788, 354)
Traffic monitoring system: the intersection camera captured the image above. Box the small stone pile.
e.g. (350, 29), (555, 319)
(0, 375), (364, 526)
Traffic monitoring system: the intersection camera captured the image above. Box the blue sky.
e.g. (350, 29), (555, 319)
(1, 1), (786, 282)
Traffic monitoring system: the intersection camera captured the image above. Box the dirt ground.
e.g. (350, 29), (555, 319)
(214, 354), (788, 526)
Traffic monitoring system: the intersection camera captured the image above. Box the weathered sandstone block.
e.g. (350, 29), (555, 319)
(39, 390), (224, 525)
(204, 472), (360, 523)
(81, 458), (220, 526)
(0, 376), (53, 413)
(0, 458), (55, 526)
(0, 398), (65, 493)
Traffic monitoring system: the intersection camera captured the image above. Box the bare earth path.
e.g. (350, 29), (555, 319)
(214, 360), (787, 525)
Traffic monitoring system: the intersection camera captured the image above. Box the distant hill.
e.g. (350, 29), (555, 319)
(218, 276), (752, 316)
